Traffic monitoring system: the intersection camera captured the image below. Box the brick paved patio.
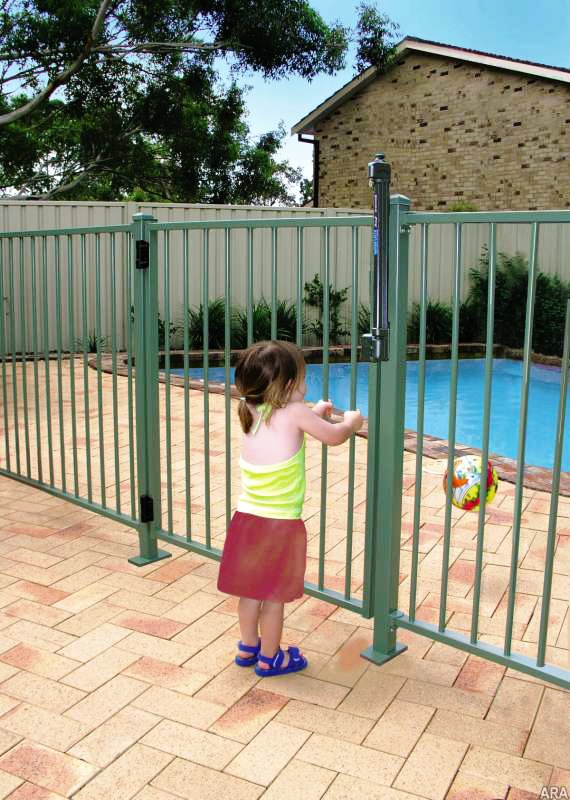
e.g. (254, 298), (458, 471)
(0, 359), (567, 798)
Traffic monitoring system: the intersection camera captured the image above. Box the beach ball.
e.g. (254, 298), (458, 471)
(443, 455), (498, 511)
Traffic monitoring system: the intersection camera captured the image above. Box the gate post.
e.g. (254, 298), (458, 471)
(129, 213), (171, 566)
(362, 156), (411, 663)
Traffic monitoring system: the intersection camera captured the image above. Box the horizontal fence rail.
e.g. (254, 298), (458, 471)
(396, 209), (570, 690)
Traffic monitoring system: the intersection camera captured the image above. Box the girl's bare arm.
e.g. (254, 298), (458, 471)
(291, 402), (362, 446)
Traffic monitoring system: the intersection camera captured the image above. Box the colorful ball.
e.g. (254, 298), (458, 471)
(443, 455), (499, 511)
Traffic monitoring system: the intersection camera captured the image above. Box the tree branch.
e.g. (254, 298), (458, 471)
(0, 0), (113, 128)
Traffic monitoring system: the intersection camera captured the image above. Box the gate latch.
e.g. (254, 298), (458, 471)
(136, 240), (149, 270)
(361, 327), (390, 362)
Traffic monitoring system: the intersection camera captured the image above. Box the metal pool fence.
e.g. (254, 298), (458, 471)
(0, 157), (568, 690)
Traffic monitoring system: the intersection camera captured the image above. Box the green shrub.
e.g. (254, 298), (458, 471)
(407, 300), (453, 344)
(185, 298), (241, 350)
(304, 273), (349, 344)
(129, 305), (178, 350)
(232, 298), (298, 348)
(74, 331), (109, 353)
(465, 246), (570, 356)
(358, 303), (371, 336)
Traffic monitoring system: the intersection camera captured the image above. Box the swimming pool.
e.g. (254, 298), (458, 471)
(174, 359), (570, 471)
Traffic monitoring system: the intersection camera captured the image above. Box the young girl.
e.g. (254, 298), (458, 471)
(217, 340), (363, 677)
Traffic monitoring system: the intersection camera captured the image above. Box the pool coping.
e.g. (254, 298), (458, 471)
(96, 351), (570, 497)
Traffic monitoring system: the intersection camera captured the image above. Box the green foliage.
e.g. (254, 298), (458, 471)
(303, 273), (349, 344)
(354, 2), (400, 74)
(130, 306), (178, 350)
(465, 246), (570, 356)
(0, 1), (397, 203)
(74, 331), (109, 353)
(407, 301), (453, 345)
(186, 299), (239, 351)
(233, 299), (298, 348)
(358, 303), (371, 336)
(447, 200), (479, 212)
(299, 178), (313, 206)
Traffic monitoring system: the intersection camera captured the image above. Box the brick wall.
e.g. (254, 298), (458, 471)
(315, 52), (570, 210)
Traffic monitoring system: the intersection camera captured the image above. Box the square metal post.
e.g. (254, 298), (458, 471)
(129, 212), (170, 566)
(362, 189), (411, 664)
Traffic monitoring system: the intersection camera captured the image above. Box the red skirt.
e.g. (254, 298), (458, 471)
(217, 510), (307, 602)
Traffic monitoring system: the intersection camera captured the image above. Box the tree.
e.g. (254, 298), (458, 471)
(0, 1), (398, 203)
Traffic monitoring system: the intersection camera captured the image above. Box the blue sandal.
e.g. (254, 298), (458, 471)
(235, 639), (261, 667)
(254, 646), (308, 677)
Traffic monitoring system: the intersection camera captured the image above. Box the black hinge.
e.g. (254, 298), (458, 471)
(136, 240), (149, 270)
(140, 495), (154, 523)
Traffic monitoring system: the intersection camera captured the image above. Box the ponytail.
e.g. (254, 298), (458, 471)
(238, 398), (254, 433)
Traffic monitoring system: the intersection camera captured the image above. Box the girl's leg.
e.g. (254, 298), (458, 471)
(237, 597), (261, 658)
(258, 600), (303, 669)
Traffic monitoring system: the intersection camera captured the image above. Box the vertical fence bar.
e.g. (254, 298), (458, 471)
(471, 223), (498, 642)
(130, 214), (169, 566)
(67, 236), (79, 497)
(41, 237), (54, 486)
(362, 192), (411, 664)
(296, 227), (304, 348)
(203, 230), (212, 549)
(183, 230), (192, 540)
(247, 228), (254, 347)
(80, 234), (92, 501)
(30, 238), (43, 482)
(163, 231), (173, 535)
(125, 234), (136, 519)
(94, 234), (106, 506)
(224, 228), (232, 531)
(0, 243), (10, 472)
(503, 223), (539, 651)
(271, 226), (277, 340)
(8, 239), (21, 474)
(110, 233), (121, 513)
(54, 237), (65, 490)
(439, 223), (462, 631)
(344, 225), (359, 599)
(18, 237), (31, 478)
(409, 223), (429, 621)
(537, 300), (570, 666)
(318, 225), (330, 590)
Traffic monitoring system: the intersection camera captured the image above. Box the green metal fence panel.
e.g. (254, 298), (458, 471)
(0, 224), (140, 532)
(146, 216), (372, 614)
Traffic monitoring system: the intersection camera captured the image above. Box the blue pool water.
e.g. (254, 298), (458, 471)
(174, 359), (570, 471)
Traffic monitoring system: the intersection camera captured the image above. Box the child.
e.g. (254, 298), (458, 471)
(217, 340), (363, 677)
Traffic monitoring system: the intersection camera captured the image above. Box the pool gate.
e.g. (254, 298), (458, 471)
(0, 157), (569, 690)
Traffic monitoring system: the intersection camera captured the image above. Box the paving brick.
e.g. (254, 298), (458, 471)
(132, 685), (225, 729)
(0, 704), (91, 752)
(486, 677), (544, 730)
(60, 646), (139, 692)
(152, 758), (264, 800)
(0, 672), (85, 714)
(73, 744), (172, 800)
(2, 783), (67, 799)
(524, 687), (570, 769)
(142, 719), (242, 768)
(68, 706), (160, 768)
(276, 699), (375, 744)
(0, 645), (78, 681)
(64, 675), (147, 726)
(225, 721), (310, 786)
(122, 656), (210, 695)
(116, 631), (196, 666)
(364, 698), (435, 756)
(262, 759), (336, 800)
(297, 732), (403, 786)
(208, 688), (289, 744)
(322, 773), (422, 800)
(461, 746), (553, 794)
(0, 741), (96, 797)
(393, 732), (469, 800)
(397, 678), (493, 718)
(0, 770), (23, 798)
(56, 623), (130, 663)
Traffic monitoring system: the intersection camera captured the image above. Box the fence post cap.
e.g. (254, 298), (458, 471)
(132, 212), (156, 221)
(390, 194), (411, 206)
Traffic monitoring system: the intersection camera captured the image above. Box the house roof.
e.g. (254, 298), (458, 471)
(292, 36), (570, 135)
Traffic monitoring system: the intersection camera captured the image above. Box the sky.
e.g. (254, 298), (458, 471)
(225, 0), (570, 188)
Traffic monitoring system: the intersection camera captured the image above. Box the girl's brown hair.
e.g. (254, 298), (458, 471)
(235, 340), (306, 433)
